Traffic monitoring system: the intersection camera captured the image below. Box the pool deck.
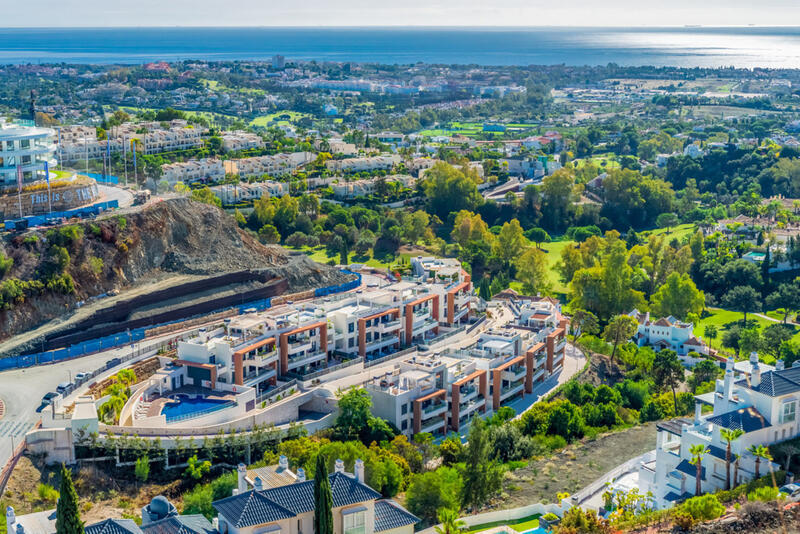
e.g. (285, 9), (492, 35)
(145, 385), (235, 418)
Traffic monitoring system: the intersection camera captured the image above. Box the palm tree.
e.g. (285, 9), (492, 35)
(748, 444), (773, 480)
(733, 454), (741, 487)
(689, 444), (709, 496)
(776, 442), (800, 474)
(720, 428), (744, 490)
(435, 509), (466, 534)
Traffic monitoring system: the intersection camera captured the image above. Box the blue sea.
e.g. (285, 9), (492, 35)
(1, 27), (800, 68)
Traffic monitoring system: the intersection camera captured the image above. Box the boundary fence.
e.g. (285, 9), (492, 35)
(4, 200), (120, 230)
(0, 270), (359, 372)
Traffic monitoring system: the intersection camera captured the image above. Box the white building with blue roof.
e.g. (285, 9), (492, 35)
(639, 353), (792, 509)
(214, 458), (418, 534)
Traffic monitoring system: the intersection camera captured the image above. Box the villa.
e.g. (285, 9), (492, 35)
(628, 310), (708, 356)
(215, 458), (419, 534)
(639, 353), (793, 509)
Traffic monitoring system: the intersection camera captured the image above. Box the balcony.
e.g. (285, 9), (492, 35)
(287, 340), (313, 355)
(420, 417), (446, 435)
(245, 349), (278, 366)
(536, 355), (547, 368)
(459, 386), (478, 403)
(460, 395), (486, 417)
(500, 380), (525, 400)
(421, 400), (447, 417)
(412, 318), (438, 337)
(552, 351), (564, 367)
(243, 367), (277, 387)
(502, 366), (527, 382)
(365, 335), (401, 353)
(555, 339), (567, 353)
(532, 367), (546, 382)
(377, 319), (401, 333)
(287, 351), (327, 370)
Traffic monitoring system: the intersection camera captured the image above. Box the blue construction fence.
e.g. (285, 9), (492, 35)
(0, 270), (361, 371)
(83, 172), (120, 185)
(315, 270), (362, 297)
(0, 328), (147, 371)
(4, 200), (120, 230)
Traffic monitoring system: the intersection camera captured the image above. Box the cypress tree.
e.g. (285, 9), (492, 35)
(56, 464), (84, 534)
(313, 454), (334, 534)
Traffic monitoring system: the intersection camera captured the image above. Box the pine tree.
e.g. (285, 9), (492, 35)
(314, 454), (334, 534)
(56, 464), (84, 534)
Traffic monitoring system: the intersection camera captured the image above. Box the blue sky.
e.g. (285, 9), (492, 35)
(6, 0), (800, 27)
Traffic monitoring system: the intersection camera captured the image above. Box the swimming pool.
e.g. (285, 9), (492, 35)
(161, 396), (232, 423)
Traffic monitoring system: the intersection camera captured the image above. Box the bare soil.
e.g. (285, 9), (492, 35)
(491, 423), (658, 509)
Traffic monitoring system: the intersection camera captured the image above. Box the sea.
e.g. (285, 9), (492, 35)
(1, 27), (800, 68)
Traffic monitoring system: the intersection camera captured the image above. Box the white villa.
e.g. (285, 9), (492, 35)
(639, 354), (792, 509)
(628, 310), (708, 356)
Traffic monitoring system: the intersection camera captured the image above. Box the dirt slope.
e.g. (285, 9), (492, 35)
(0, 198), (347, 344)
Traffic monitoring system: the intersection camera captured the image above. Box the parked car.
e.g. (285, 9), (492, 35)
(41, 392), (58, 405)
(75, 372), (89, 382)
(56, 382), (74, 394)
(105, 357), (121, 369)
(780, 483), (800, 500)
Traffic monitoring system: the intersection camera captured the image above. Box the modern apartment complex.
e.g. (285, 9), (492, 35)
(325, 155), (400, 173)
(0, 119), (57, 186)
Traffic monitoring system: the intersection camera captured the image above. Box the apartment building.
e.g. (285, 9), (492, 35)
(221, 130), (265, 152)
(210, 181), (289, 205)
(628, 310), (709, 356)
(508, 296), (569, 375)
(329, 303), (403, 360)
(639, 354), (791, 509)
(0, 119), (57, 185)
(161, 158), (226, 184)
(224, 152), (313, 179)
(330, 174), (416, 200)
(409, 257), (472, 326)
(325, 155), (400, 173)
(214, 458), (418, 534)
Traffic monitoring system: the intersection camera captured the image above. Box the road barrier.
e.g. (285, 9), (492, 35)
(4, 200), (120, 230)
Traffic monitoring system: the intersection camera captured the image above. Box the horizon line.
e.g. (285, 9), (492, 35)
(2, 24), (800, 29)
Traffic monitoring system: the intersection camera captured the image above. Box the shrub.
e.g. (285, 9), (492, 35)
(37, 483), (59, 503)
(681, 494), (725, 521)
(748, 486), (780, 502)
(89, 257), (104, 275)
(542, 513), (558, 521)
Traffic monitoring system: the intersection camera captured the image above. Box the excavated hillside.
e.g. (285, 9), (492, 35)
(0, 198), (349, 352)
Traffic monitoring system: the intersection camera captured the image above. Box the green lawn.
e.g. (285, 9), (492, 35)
(540, 240), (574, 296)
(640, 223), (696, 243)
(694, 307), (800, 361)
(298, 245), (405, 270)
(250, 111), (311, 128)
(465, 514), (540, 534)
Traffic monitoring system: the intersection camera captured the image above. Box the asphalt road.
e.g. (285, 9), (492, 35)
(0, 341), (152, 470)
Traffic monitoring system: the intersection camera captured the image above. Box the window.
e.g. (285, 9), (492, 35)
(783, 402), (796, 424)
(401, 403), (408, 415)
(348, 322), (355, 333)
(343, 510), (366, 534)
(401, 420), (408, 430)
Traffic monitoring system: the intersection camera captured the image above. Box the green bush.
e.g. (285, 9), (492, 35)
(748, 486), (780, 502)
(37, 483), (59, 502)
(681, 494), (725, 521)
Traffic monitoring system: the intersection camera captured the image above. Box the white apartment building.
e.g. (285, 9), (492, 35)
(221, 130), (265, 152)
(0, 119), (57, 186)
(639, 354), (791, 509)
(211, 181), (289, 205)
(331, 174), (416, 200)
(161, 158), (226, 185)
(326, 155), (401, 173)
(224, 152), (313, 179)
(628, 310), (709, 356)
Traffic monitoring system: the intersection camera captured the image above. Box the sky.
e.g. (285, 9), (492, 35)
(5, 0), (800, 27)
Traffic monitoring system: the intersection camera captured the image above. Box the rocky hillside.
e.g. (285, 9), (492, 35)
(0, 198), (348, 343)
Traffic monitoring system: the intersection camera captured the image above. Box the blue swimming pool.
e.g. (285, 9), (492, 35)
(161, 396), (232, 423)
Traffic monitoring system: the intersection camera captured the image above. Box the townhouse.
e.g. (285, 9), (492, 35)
(330, 174), (416, 200)
(639, 354), (793, 509)
(161, 158), (226, 185)
(325, 155), (401, 173)
(224, 152), (313, 180)
(211, 181), (290, 205)
(222, 130), (265, 152)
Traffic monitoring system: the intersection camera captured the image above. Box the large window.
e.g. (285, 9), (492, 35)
(783, 402), (796, 424)
(343, 510), (365, 534)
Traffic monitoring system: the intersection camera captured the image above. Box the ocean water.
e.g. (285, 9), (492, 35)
(0, 27), (799, 68)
